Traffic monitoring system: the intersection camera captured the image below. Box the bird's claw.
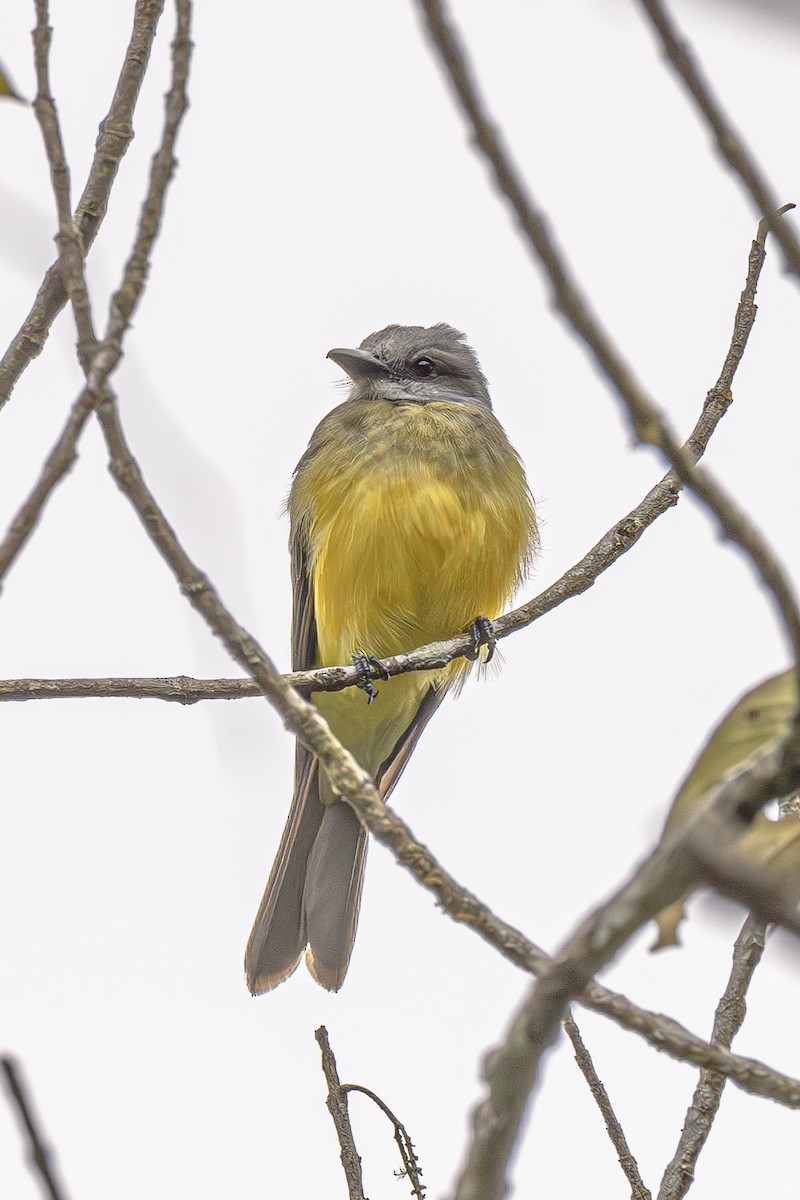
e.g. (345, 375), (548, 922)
(352, 652), (390, 704)
(465, 615), (497, 663)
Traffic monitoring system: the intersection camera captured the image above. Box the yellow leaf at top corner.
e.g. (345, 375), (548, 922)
(0, 61), (25, 103)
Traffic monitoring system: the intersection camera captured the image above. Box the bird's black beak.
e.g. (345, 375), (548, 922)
(327, 347), (394, 381)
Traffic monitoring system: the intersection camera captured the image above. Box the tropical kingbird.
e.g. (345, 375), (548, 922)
(245, 323), (538, 992)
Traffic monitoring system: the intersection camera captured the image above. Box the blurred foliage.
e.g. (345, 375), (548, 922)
(0, 60), (23, 103)
(654, 670), (800, 947)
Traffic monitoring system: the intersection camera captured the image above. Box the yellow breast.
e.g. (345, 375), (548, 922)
(292, 398), (536, 670)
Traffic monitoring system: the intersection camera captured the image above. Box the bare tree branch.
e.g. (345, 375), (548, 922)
(343, 1085), (426, 1200)
(0, 675), (262, 702)
(0, 391), (95, 585)
(582, 973), (798, 1107)
(1, 1056), (71, 1200)
(658, 916), (767, 1200)
(415, 0), (800, 675)
(564, 1015), (652, 1200)
(637, 0), (800, 281)
(315, 1027), (366, 1200)
(0, 0), (167, 408)
(99, 0), (192, 372)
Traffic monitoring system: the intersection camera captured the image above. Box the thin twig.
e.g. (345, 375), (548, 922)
(1, 1057), (71, 1200)
(637, 0), (800, 281)
(32, 0), (100, 363)
(658, 916), (767, 1200)
(0, 0), (166, 408)
(343, 1084), (426, 1200)
(0, 393), (96, 586)
(415, 0), (800, 676)
(564, 1014), (652, 1200)
(0, 676), (260, 702)
(315, 1028), (367, 1200)
(97, 0), (192, 371)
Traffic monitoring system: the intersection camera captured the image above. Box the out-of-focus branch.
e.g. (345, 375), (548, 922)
(315, 1027), (367, 1200)
(453, 854), (674, 1200)
(1, 1056), (71, 1200)
(451, 744), (800, 1200)
(564, 1015), (652, 1200)
(415, 0), (800, 677)
(637, 0), (800, 282)
(658, 916), (766, 1200)
(0, 0), (166, 408)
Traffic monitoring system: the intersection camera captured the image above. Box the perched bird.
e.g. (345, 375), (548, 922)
(245, 323), (538, 992)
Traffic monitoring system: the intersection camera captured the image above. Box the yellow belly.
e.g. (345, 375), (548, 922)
(292, 398), (536, 774)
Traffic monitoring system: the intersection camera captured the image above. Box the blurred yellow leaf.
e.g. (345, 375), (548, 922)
(0, 61), (24, 103)
(653, 669), (798, 948)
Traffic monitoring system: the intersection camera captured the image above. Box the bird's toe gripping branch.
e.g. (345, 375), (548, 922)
(351, 652), (391, 704)
(465, 615), (497, 663)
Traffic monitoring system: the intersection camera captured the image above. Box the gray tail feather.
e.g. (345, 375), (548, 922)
(303, 801), (368, 991)
(245, 685), (449, 994)
(244, 750), (325, 994)
(244, 751), (368, 994)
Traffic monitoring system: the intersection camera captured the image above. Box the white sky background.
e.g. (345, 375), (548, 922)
(1, 1), (800, 1196)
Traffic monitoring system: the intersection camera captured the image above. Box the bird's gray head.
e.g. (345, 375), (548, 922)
(327, 323), (492, 409)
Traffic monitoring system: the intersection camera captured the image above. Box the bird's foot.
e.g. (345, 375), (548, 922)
(352, 652), (390, 704)
(464, 615), (497, 663)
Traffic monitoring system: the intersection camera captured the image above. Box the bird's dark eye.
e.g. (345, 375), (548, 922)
(410, 356), (436, 378)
